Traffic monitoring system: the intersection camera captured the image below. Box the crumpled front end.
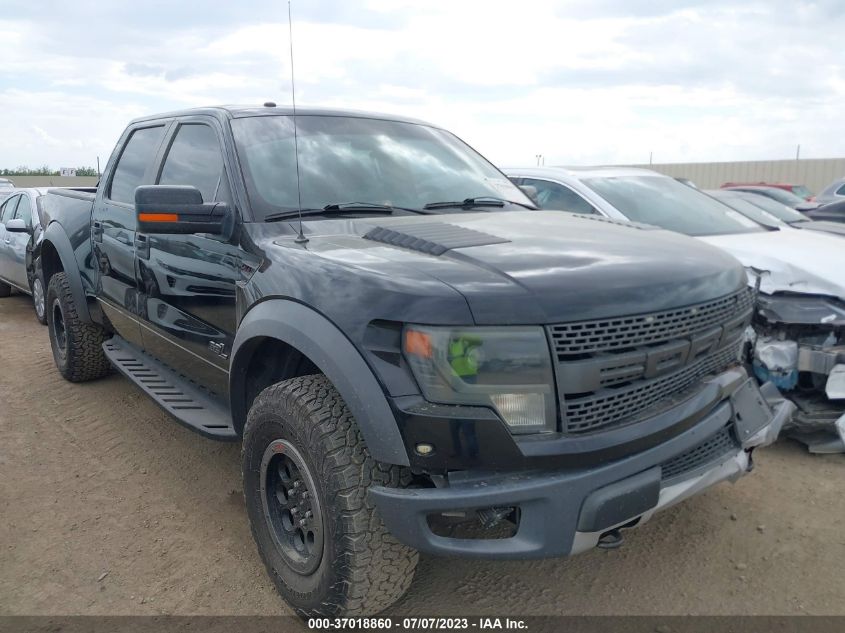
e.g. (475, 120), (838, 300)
(748, 289), (845, 453)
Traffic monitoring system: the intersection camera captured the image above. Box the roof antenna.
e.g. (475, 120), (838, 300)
(288, 0), (308, 244)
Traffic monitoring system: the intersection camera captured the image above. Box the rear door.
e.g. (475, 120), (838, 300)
(6, 192), (34, 288)
(0, 194), (20, 285)
(92, 123), (169, 348)
(137, 117), (240, 397)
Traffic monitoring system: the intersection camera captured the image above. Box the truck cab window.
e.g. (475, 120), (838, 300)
(159, 124), (228, 204)
(108, 125), (166, 205)
(522, 178), (596, 214)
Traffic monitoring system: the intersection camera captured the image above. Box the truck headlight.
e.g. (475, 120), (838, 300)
(403, 325), (556, 433)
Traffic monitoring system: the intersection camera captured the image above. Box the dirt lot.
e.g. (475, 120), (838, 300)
(1, 293), (844, 616)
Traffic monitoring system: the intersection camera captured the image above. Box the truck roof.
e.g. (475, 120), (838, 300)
(130, 104), (437, 128)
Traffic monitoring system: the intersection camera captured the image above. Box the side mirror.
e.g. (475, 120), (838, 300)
(135, 185), (229, 235)
(5, 218), (29, 233)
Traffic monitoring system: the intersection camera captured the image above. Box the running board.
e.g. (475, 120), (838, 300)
(103, 336), (237, 441)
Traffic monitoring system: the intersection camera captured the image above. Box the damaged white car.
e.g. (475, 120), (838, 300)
(507, 166), (845, 453)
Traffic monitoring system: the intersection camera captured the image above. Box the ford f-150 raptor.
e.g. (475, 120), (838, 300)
(36, 105), (792, 616)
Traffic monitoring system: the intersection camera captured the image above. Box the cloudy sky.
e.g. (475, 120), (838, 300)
(1, 0), (843, 170)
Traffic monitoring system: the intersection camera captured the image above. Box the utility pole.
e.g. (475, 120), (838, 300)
(649, 151), (653, 166)
(96, 156), (101, 178)
(795, 144), (800, 161)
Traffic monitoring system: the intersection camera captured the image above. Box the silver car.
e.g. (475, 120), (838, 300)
(816, 176), (845, 206)
(0, 188), (48, 324)
(506, 166), (845, 452)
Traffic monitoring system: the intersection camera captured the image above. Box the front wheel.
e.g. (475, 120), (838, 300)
(242, 375), (418, 617)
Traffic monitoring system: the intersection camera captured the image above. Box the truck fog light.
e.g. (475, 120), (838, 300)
(415, 443), (435, 456)
(490, 393), (547, 430)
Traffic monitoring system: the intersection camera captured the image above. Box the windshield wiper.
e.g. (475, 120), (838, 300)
(264, 202), (401, 223)
(323, 202), (396, 213)
(423, 196), (536, 211)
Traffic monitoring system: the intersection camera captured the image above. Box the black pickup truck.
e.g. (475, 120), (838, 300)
(37, 105), (791, 617)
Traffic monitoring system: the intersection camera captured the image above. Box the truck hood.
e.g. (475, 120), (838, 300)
(699, 227), (845, 301)
(284, 211), (746, 325)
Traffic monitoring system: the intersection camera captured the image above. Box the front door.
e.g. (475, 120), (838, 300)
(137, 118), (240, 398)
(0, 194), (21, 287)
(92, 123), (168, 348)
(5, 193), (34, 289)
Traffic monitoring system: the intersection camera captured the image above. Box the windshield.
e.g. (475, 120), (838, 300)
(792, 185), (813, 199)
(583, 175), (765, 236)
(742, 187), (804, 205)
(707, 191), (786, 226)
(732, 192), (808, 223)
(231, 115), (531, 220)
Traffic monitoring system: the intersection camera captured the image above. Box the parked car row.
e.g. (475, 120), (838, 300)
(507, 166), (845, 453)
(0, 104), (839, 617)
(716, 179), (845, 219)
(721, 184), (820, 212)
(722, 181), (815, 202)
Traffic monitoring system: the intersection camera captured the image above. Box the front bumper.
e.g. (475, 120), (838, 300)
(371, 379), (793, 559)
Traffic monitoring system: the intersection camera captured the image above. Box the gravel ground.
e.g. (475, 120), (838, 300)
(1, 292), (844, 616)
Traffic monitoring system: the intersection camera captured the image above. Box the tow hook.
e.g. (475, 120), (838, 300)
(745, 448), (755, 473)
(597, 529), (624, 550)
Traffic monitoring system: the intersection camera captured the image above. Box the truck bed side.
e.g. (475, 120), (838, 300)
(38, 189), (100, 322)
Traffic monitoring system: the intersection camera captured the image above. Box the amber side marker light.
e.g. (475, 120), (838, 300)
(139, 213), (179, 223)
(404, 329), (433, 358)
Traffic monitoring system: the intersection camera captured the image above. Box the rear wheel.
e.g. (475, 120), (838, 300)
(0, 280), (10, 298)
(242, 374), (418, 617)
(32, 276), (46, 325)
(46, 272), (112, 382)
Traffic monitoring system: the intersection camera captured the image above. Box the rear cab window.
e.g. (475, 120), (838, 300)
(108, 125), (167, 205)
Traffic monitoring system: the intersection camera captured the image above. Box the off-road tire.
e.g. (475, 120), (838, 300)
(46, 272), (112, 382)
(242, 374), (418, 617)
(0, 280), (10, 297)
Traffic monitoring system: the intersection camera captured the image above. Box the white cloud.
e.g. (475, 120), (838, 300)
(0, 1), (843, 168)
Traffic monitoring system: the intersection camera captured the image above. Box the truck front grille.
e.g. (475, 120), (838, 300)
(549, 288), (753, 357)
(660, 426), (738, 483)
(549, 288), (753, 435)
(562, 341), (742, 433)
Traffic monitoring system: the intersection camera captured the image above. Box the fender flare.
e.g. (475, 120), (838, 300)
(230, 299), (410, 466)
(42, 223), (92, 323)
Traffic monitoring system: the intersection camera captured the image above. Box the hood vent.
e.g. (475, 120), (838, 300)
(363, 222), (510, 256)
